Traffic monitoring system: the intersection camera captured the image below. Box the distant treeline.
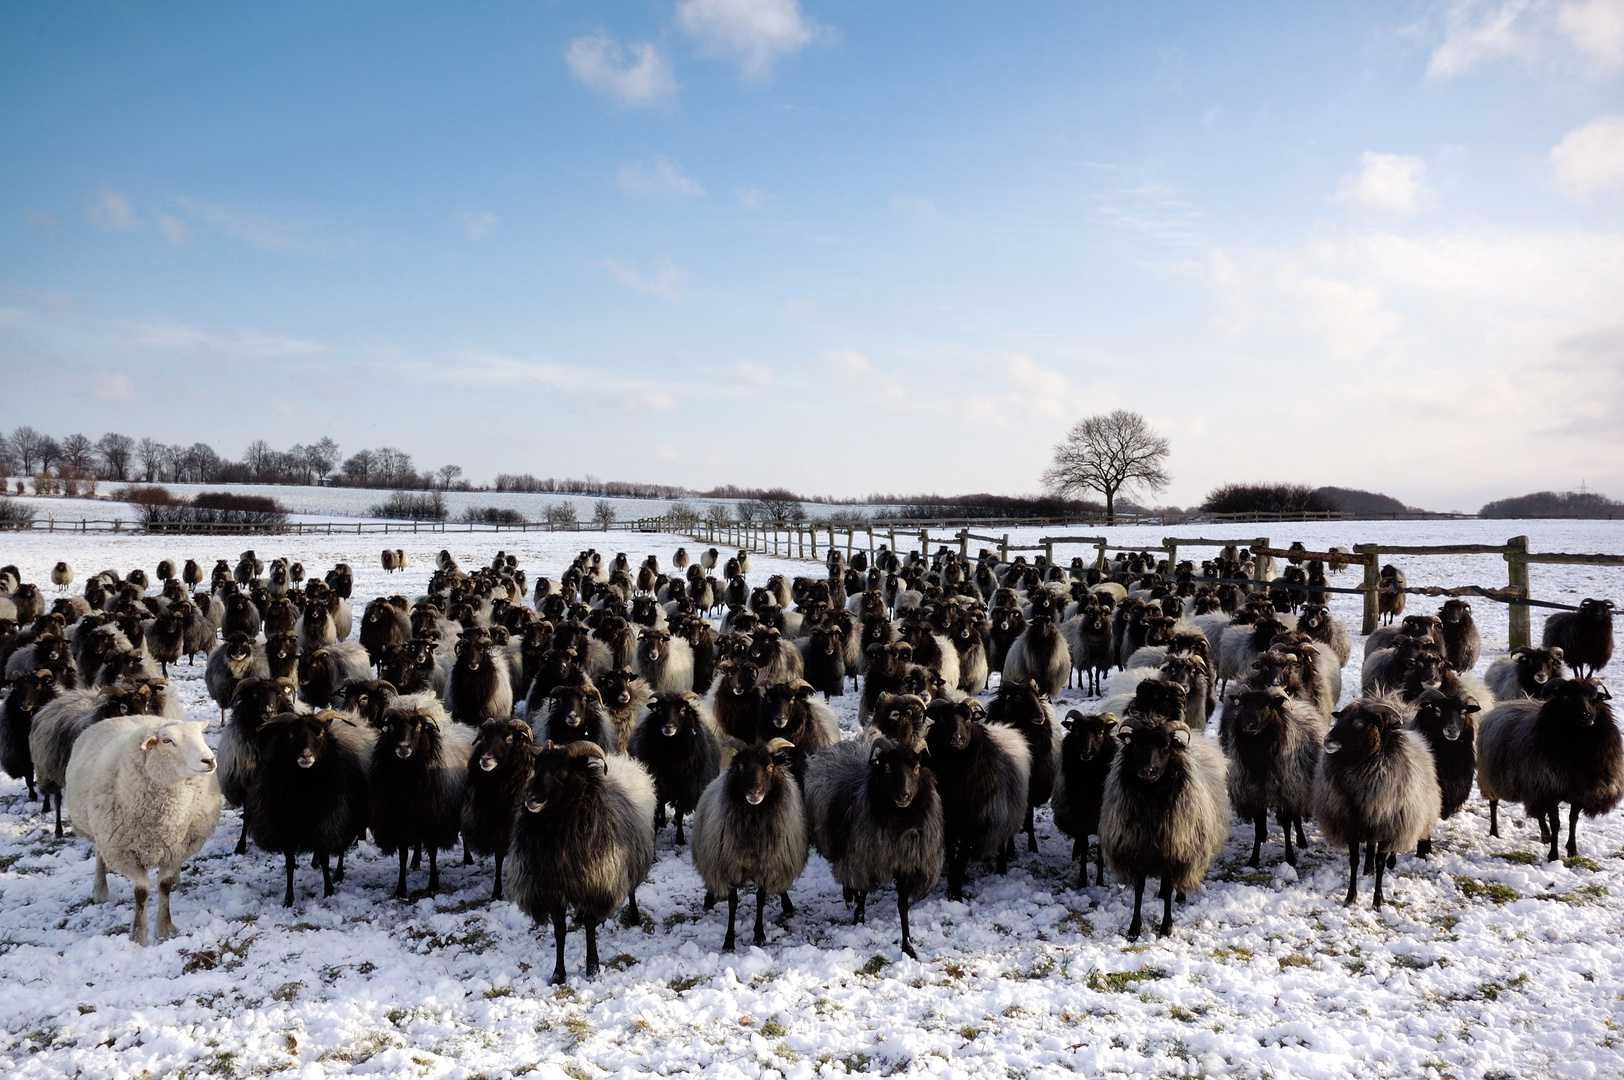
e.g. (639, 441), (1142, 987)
(1479, 490), (1622, 519)
(1200, 483), (1418, 516)
(492, 474), (688, 499)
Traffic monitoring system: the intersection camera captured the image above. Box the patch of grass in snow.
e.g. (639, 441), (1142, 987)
(1455, 974), (1528, 1002)
(662, 911), (689, 930)
(760, 1020), (788, 1037)
(605, 953), (637, 971)
(560, 1065), (593, 1080)
(667, 975), (704, 993)
(1277, 953), (1313, 969)
(959, 1025), (983, 1041)
(858, 954), (891, 977)
(1004, 954), (1057, 980)
(1390, 954), (1433, 970)
(270, 981), (302, 1002)
(1496, 850), (1541, 865)
(1564, 855), (1602, 872)
(1210, 946), (1254, 963)
(200, 1049), (238, 1075)
(1555, 883), (1609, 905)
(1453, 876), (1519, 903)
(1058, 909), (1094, 935)
(0, 852), (20, 871)
(1085, 967), (1166, 993)
(483, 987), (512, 999)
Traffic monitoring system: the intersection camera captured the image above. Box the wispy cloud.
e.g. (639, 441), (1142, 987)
(718, 361), (775, 386)
(624, 391), (678, 413)
(677, 0), (823, 79)
(120, 317), (326, 357)
(178, 198), (327, 254)
(618, 156), (706, 198)
(88, 370), (136, 403)
(597, 257), (687, 301)
(736, 187), (770, 209)
(813, 349), (873, 380)
(1550, 114), (1624, 198)
(455, 210), (499, 240)
(156, 214), (191, 244)
(566, 32), (679, 107)
(85, 187), (136, 231)
(424, 351), (682, 414)
(1427, 0), (1624, 79)
(1333, 152), (1434, 216)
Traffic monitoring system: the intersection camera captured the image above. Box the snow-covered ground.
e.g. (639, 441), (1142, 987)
(1, 522), (1621, 1079)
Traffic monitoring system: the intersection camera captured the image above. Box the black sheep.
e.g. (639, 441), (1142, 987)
(1, 668), (57, 798)
(1542, 599), (1615, 678)
(461, 717), (535, 901)
(1051, 709), (1119, 887)
(1406, 685), (1480, 856)
(984, 678), (1061, 855)
(248, 710), (372, 906)
(369, 699), (472, 898)
(923, 697), (1030, 900)
(629, 691), (721, 844)
(360, 598), (412, 668)
(544, 683), (617, 754)
(800, 622), (847, 700)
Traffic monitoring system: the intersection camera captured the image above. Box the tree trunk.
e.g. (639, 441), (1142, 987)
(1105, 487), (1116, 526)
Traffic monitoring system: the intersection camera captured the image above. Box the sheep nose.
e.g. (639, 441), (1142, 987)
(565, 713), (580, 726)
(200, 756), (217, 772)
(480, 755), (498, 771)
(297, 752), (316, 768)
(746, 791), (765, 806)
(395, 745), (413, 759)
(661, 723), (678, 737)
(525, 798), (546, 813)
(893, 792), (914, 808)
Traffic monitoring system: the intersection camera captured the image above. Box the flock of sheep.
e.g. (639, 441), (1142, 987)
(0, 541), (1617, 983)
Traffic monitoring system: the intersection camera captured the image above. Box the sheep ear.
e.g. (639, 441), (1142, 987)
(1550, 646), (1564, 660)
(868, 738), (894, 763)
(141, 734), (160, 752)
(1170, 728), (1191, 747)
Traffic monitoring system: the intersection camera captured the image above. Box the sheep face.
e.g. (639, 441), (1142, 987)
(596, 668), (639, 710)
(650, 692), (702, 739)
(142, 722), (217, 780)
(760, 681), (816, 735)
(1118, 721), (1192, 784)
(638, 629), (672, 666)
(868, 738), (926, 809)
(988, 679), (1048, 728)
(1402, 648), (1447, 696)
(1324, 701), (1405, 761)
(232, 678), (297, 726)
(547, 686), (604, 737)
(1512, 645), (1565, 691)
(1410, 687), (1478, 743)
(1547, 677), (1613, 728)
(260, 710), (340, 769)
(524, 741), (605, 813)
(379, 708), (440, 760)
(727, 738), (795, 807)
(338, 679), (397, 726)
(1062, 710), (1117, 761)
(1128, 680), (1188, 727)
(456, 634), (490, 671)
(1440, 600), (1473, 627)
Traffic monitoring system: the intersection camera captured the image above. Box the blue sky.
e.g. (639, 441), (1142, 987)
(3, 1), (1622, 511)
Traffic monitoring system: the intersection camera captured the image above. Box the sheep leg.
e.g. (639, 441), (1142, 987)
(1095, 838), (1106, 886)
(1127, 875), (1146, 941)
(622, 887), (642, 928)
(724, 888), (739, 951)
(1362, 841), (1376, 875)
(1248, 810), (1265, 868)
(1283, 817), (1297, 867)
(463, 840), (472, 866)
(550, 907), (569, 985)
(1385, 850), (1396, 870)
(1568, 804), (1581, 859)
(1294, 819), (1307, 848)
(235, 813), (249, 856)
(92, 854), (109, 903)
(675, 812), (686, 846)
(754, 886), (769, 946)
(1488, 799), (1499, 838)
(1025, 806), (1038, 854)
(157, 869), (179, 940)
(779, 892), (795, 919)
(1157, 876), (1174, 938)
(1372, 846), (1388, 909)
(948, 840), (970, 901)
(428, 847), (439, 895)
(994, 835), (1008, 877)
(703, 890), (716, 911)
(1344, 844), (1359, 905)
(395, 848), (409, 899)
(130, 873), (151, 946)
(655, 803), (667, 831)
(317, 853), (333, 897)
(584, 923), (601, 978)
(897, 889), (917, 960)
(411, 842), (422, 870)
(853, 891), (867, 925)
(492, 852), (504, 902)
(1547, 810), (1562, 862)
(53, 790), (63, 838)
(335, 849), (346, 883)
(1417, 835), (1431, 859)
(1538, 812), (1551, 845)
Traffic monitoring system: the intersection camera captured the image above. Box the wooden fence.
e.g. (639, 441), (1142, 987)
(0, 517), (673, 537)
(678, 523), (1622, 651)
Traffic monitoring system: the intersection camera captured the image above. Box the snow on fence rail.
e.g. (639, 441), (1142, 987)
(0, 517), (671, 536)
(678, 521), (1621, 651)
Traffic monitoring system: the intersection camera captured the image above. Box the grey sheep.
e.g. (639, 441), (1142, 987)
(690, 737), (809, 950)
(923, 696), (1030, 900)
(1484, 646), (1567, 701)
(1050, 710), (1118, 888)
(1295, 604), (1351, 667)
(369, 696), (474, 897)
(205, 632), (269, 723)
(1478, 678), (1621, 861)
(1541, 598), (1615, 678)
(1312, 699), (1441, 908)
(1100, 686), (1230, 939)
(804, 733), (943, 959)
(1220, 686), (1328, 869)
(506, 740), (657, 983)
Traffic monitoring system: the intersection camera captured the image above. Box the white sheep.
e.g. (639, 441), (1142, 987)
(65, 718), (221, 944)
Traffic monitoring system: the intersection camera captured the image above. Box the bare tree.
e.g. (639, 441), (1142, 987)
(10, 427), (44, 475)
(137, 437), (165, 482)
(437, 464), (463, 490)
(60, 433), (95, 474)
(342, 449), (375, 487)
(306, 437), (340, 482)
(739, 488), (806, 524)
(1042, 409), (1170, 525)
(592, 499), (616, 528)
(703, 503), (732, 527)
(96, 432), (135, 481)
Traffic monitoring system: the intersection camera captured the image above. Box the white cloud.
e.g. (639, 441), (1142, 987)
(85, 187), (136, 230)
(597, 258), (687, 301)
(736, 187), (770, 209)
(624, 391), (678, 413)
(814, 349), (873, 380)
(1333, 152), (1433, 216)
(617, 156), (706, 199)
(1551, 114), (1624, 198)
(676, 0), (820, 79)
(88, 370), (136, 403)
(121, 318), (325, 357)
(156, 214), (191, 244)
(565, 32), (678, 107)
(1428, 0), (1624, 78)
(455, 210), (499, 240)
(179, 198), (325, 254)
(430, 353), (574, 388)
(719, 361), (775, 386)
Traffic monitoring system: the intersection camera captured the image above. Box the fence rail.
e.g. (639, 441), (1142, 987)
(0, 517), (674, 536)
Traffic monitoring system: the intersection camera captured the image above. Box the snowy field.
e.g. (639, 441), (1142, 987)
(1, 521), (1622, 1079)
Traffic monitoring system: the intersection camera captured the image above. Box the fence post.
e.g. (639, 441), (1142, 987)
(920, 529), (929, 560)
(1355, 544), (1380, 635)
(1164, 539), (1178, 577)
(959, 528), (969, 558)
(846, 527), (853, 562)
(1000, 533), (1009, 563)
(1505, 535), (1531, 650)
(1251, 536), (1269, 593)
(1095, 541), (1107, 572)
(1043, 539), (1053, 566)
